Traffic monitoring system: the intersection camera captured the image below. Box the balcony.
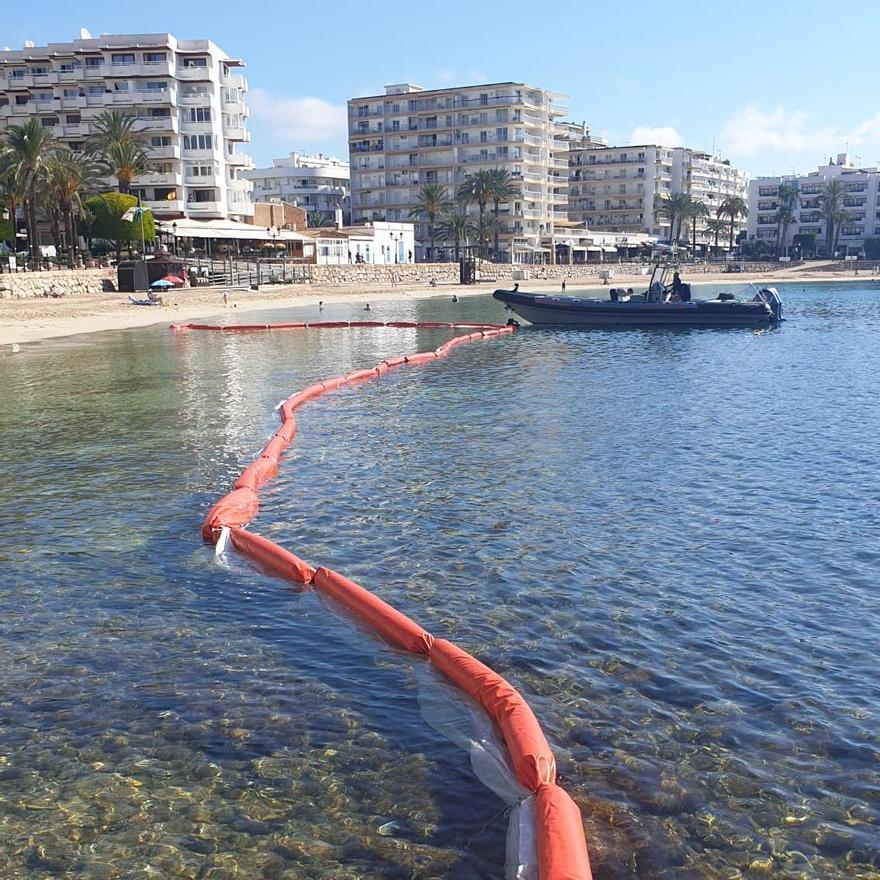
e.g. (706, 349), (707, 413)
(57, 67), (83, 83)
(224, 125), (250, 142)
(226, 151), (253, 168)
(58, 96), (87, 110)
(134, 116), (178, 133)
(57, 122), (90, 138)
(109, 59), (175, 78)
(149, 144), (182, 160)
(221, 73), (247, 91)
(143, 171), (184, 187)
(180, 89), (213, 105)
(185, 200), (223, 214)
(144, 198), (184, 214)
(180, 118), (214, 134)
(176, 65), (213, 81)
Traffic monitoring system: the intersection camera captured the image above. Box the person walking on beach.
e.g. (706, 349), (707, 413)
(561, 278), (566, 293)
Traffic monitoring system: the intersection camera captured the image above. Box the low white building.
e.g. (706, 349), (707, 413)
(243, 152), (350, 225)
(747, 154), (880, 257)
(307, 220), (415, 265)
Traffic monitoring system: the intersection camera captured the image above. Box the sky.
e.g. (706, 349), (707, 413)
(6, 0), (880, 178)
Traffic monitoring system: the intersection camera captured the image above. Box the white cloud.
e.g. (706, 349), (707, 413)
(629, 125), (685, 147)
(848, 111), (880, 146)
(248, 87), (347, 145)
(717, 105), (838, 156)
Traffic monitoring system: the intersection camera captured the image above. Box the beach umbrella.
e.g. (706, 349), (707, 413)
(151, 278), (174, 288)
(161, 274), (185, 286)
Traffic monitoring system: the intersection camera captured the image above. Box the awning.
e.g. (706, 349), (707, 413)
(602, 246), (618, 253)
(157, 218), (311, 242)
(586, 246), (602, 252)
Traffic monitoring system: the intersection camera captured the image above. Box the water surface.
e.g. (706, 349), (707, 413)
(1, 282), (878, 878)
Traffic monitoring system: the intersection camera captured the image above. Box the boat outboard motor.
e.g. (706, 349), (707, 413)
(754, 287), (784, 322)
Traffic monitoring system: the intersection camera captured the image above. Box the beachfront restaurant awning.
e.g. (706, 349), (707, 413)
(602, 246), (618, 253)
(157, 218), (311, 242)
(586, 246), (602, 252)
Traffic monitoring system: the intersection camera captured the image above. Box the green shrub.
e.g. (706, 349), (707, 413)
(84, 192), (155, 251)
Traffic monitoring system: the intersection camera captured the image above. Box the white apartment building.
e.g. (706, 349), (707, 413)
(0, 31), (254, 222)
(243, 152), (350, 226)
(748, 154), (880, 257)
(348, 82), (569, 263)
(569, 142), (747, 244)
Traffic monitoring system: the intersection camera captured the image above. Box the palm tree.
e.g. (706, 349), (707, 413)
(774, 206), (798, 258)
(818, 179), (847, 257)
(2, 119), (57, 267)
(704, 217), (726, 256)
(686, 199), (710, 255)
(437, 210), (471, 261)
(307, 211), (334, 228)
(408, 183), (449, 261)
(655, 192), (691, 244)
(0, 150), (28, 252)
(87, 110), (150, 193)
(470, 213), (498, 261)
(486, 168), (521, 260)
(457, 170), (494, 258)
(46, 148), (102, 267)
(717, 196), (748, 252)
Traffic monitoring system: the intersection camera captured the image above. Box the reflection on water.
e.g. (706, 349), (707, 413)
(1, 284), (879, 878)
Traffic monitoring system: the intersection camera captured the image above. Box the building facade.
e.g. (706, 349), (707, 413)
(347, 82), (569, 263)
(243, 153), (350, 226)
(0, 32), (254, 222)
(569, 142), (747, 245)
(747, 154), (880, 257)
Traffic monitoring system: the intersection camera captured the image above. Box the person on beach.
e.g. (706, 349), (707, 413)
(364, 303), (372, 311)
(562, 279), (566, 293)
(318, 300), (324, 310)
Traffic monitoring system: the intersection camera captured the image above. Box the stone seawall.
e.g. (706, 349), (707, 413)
(0, 268), (116, 300)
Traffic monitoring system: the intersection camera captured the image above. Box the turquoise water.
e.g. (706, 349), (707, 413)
(1, 282), (878, 878)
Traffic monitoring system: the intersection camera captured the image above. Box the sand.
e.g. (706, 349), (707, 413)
(1, 263), (876, 347)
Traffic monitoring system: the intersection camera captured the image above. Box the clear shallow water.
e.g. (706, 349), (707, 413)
(0, 282), (878, 879)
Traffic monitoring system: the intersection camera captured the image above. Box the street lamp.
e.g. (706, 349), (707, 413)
(390, 231), (399, 263)
(171, 222), (178, 257)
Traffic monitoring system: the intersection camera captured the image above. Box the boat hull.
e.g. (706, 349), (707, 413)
(493, 290), (777, 328)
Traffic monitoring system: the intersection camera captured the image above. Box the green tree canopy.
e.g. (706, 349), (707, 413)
(85, 192), (155, 252)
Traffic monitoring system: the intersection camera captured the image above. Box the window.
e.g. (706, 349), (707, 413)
(145, 81), (167, 92)
(59, 62), (79, 72)
(496, 127), (508, 142)
(10, 69), (27, 79)
(66, 114), (81, 123)
(144, 52), (166, 63)
(63, 88), (78, 98)
(87, 85), (103, 96)
(154, 187), (177, 200)
(151, 135), (172, 147)
(85, 57), (102, 68)
(185, 107), (212, 123)
(31, 66), (48, 75)
(480, 131), (488, 143)
(181, 57), (208, 68)
(41, 117), (58, 127)
(187, 188), (216, 203)
(148, 107), (170, 118)
(111, 53), (136, 65)
(185, 163), (216, 177)
(183, 134), (213, 150)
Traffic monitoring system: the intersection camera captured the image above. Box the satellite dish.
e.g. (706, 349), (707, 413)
(80, 28), (92, 39)
(24, 40), (35, 48)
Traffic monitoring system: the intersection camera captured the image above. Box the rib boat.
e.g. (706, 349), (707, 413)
(493, 263), (783, 328)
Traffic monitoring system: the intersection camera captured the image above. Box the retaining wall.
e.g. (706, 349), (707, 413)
(0, 268), (115, 300)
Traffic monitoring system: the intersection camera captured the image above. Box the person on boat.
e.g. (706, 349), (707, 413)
(672, 271), (684, 297)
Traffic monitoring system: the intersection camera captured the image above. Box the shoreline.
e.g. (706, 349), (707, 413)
(1, 269), (876, 347)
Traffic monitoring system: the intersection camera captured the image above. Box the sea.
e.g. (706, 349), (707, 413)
(0, 281), (877, 879)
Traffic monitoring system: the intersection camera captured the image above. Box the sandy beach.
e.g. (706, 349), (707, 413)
(1, 263), (876, 347)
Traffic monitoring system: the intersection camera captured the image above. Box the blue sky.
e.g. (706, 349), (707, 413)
(7, 0), (880, 177)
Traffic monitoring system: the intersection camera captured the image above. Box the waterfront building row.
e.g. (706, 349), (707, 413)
(347, 82), (569, 263)
(747, 154), (880, 257)
(0, 32), (254, 223)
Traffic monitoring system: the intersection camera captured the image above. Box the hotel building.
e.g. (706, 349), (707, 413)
(569, 141), (747, 244)
(747, 154), (880, 257)
(243, 152), (350, 226)
(347, 82), (569, 262)
(0, 31), (254, 222)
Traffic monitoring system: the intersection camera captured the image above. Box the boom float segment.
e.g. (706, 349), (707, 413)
(178, 320), (593, 879)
